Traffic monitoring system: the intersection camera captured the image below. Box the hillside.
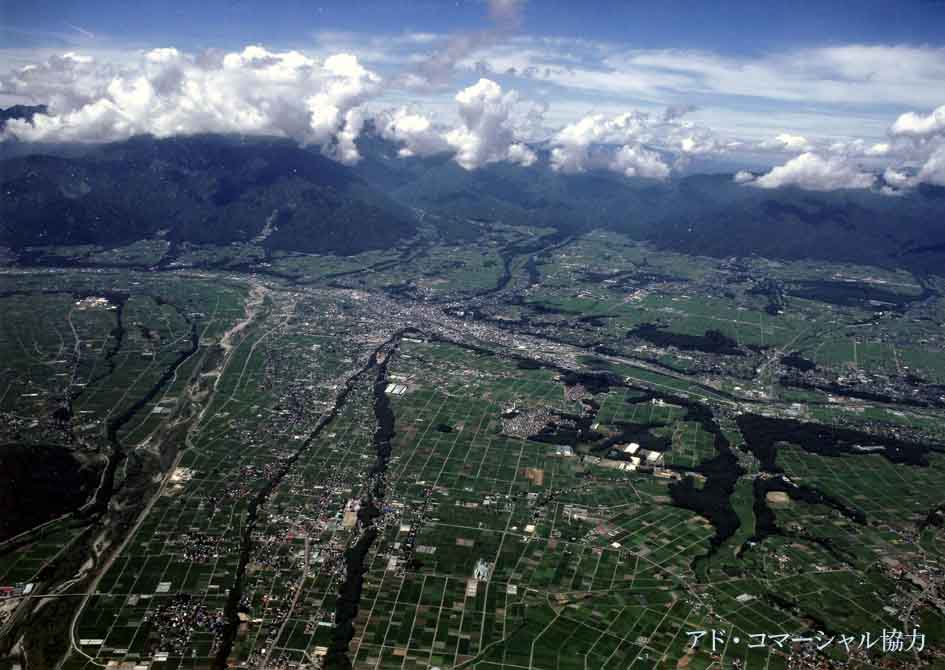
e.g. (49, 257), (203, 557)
(2, 128), (945, 272)
(0, 134), (417, 256)
(348, 138), (945, 274)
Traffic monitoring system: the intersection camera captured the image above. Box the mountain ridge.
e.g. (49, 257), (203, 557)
(2, 122), (944, 271)
(0, 133), (417, 256)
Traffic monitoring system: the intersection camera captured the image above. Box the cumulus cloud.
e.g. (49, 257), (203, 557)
(733, 170), (756, 184)
(828, 139), (891, 158)
(444, 78), (536, 170)
(676, 132), (719, 156)
(667, 123), (726, 171)
(505, 98), (550, 143)
(506, 141), (537, 166)
(882, 167), (917, 190)
(375, 79), (539, 168)
(375, 107), (450, 157)
(916, 144), (945, 186)
(610, 144), (670, 179)
(549, 111), (650, 173)
(890, 104), (945, 139)
(548, 109), (690, 178)
(760, 133), (811, 152)
(748, 152), (875, 191)
(734, 103), (945, 193)
(4, 42), (942, 188)
(881, 104), (945, 190)
(0, 45), (381, 163)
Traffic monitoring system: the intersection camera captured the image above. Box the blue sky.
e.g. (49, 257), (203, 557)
(2, 0), (945, 189)
(5, 0), (945, 53)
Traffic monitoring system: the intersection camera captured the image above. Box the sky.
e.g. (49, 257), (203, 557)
(2, 0), (945, 192)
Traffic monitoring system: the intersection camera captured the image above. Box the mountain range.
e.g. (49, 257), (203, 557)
(2, 107), (944, 271)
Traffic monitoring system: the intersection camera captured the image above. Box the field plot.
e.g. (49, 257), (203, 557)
(0, 273), (249, 545)
(318, 339), (795, 670)
(2, 280), (389, 670)
(4, 230), (945, 670)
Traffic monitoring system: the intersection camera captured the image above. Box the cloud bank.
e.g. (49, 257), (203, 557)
(1, 45), (380, 163)
(737, 104), (945, 193)
(547, 110), (678, 178)
(1, 41), (944, 191)
(742, 152), (875, 191)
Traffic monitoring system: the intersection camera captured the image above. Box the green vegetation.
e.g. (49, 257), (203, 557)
(2, 223), (944, 670)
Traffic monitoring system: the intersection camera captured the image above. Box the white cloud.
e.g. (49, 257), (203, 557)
(668, 122), (724, 169)
(377, 80), (539, 168)
(829, 139), (892, 157)
(0, 45), (381, 164)
(602, 45), (945, 109)
(548, 108), (697, 178)
(307, 31), (944, 117)
(749, 152), (875, 191)
(883, 167), (917, 190)
(0, 51), (116, 111)
(375, 106), (450, 157)
(0, 50), (537, 170)
(733, 170), (756, 184)
(890, 104), (945, 139)
(609, 144), (669, 179)
(446, 40), (945, 144)
(879, 186), (905, 197)
(506, 141), (537, 167)
(916, 144), (945, 186)
(333, 108), (366, 165)
(760, 133), (811, 152)
(549, 111), (650, 173)
(444, 78), (536, 170)
(877, 104), (945, 190)
(676, 132), (719, 156)
(2, 41), (944, 188)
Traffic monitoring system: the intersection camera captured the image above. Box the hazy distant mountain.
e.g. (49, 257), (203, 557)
(2, 128), (944, 271)
(0, 134), (416, 255)
(348, 133), (945, 274)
